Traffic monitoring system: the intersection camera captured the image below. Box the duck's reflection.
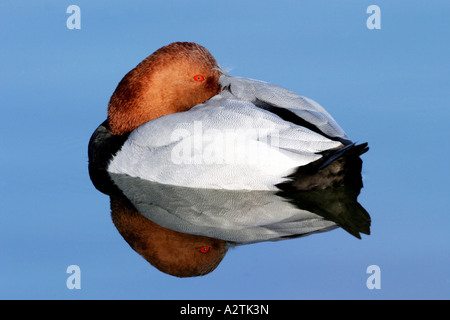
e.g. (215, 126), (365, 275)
(107, 173), (370, 277)
(110, 195), (228, 278)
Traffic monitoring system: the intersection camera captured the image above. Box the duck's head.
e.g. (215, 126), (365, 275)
(107, 42), (222, 135)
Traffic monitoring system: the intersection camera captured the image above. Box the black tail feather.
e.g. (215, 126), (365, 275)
(276, 142), (369, 191)
(275, 142), (370, 238)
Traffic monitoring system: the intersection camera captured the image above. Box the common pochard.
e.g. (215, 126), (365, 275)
(88, 42), (368, 277)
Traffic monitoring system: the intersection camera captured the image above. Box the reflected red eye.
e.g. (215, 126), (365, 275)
(200, 246), (210, 253)
(194, 75), (205, 82)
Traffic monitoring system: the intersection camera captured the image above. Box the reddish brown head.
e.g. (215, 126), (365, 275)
(107, 42), (222, 135)
(110, 196), (228, 277)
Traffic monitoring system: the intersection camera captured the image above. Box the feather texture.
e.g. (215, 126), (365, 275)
(107, 76), (346, 190)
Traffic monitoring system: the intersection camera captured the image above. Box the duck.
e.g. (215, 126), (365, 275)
(88, 41), (369, 277)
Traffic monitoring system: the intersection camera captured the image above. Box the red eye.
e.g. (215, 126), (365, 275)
(194, 75), (205, 82)
(200, 246), (210, 253)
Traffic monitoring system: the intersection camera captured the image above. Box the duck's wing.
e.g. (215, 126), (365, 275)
(219, 75), (350, 144)
(107, 93), (343, 191)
